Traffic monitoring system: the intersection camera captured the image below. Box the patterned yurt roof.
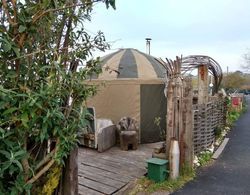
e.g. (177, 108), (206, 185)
(91, 48), (166, 80)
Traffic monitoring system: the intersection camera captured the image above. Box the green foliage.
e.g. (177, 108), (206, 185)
(225, 96), (246, 127)
(221, 71), (247, 91)
(130, 167), (195, 194)
(214, 126), (223, 140)
(0, 0), (115, 194)
(242, 50), (250, 73)
(32, 165), (62, 195)
(42, 165), (61, 195)
(227, 110), (240, 125)
(154, 117), (166, 141)
(197, 151), (212, 166)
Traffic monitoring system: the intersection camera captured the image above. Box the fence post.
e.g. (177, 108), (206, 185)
(166, 57), (194, 170)
(179, 78), (194, 167)
(166, 80), (174, 159)
(198, 65), (208, 104)
(59, 147), (78, 195)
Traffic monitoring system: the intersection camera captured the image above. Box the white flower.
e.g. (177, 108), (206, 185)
(208, 144), (214, 153)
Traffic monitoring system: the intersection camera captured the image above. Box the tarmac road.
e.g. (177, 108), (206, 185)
(172, 96), (250, 195)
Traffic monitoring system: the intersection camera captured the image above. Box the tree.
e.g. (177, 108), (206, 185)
(242, 50), (250, 72)
(0, 0), (115, 194)
(221, 71), (247, 91)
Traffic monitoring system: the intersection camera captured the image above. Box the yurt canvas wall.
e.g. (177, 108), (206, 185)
(87, 48), (167, 143)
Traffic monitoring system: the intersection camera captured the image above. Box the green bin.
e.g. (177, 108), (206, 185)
(146, 158), (168, 182)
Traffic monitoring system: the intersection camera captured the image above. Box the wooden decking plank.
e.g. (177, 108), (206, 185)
(79, 153), (125, 169)
(78, 164), (131, 183)
(79, 175), (117, 195)
(79, 152), (147, 170)
(81, 156), (146, 177)
(99, 152), (148, 168)
(79, 171), (126, 188)
(78, 152), (130, 167)
(81, 160), (138, 178)
(80, 154), (146, 177)
(78, 184), (104, 195)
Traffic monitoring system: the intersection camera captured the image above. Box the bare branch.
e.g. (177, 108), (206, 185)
(32, 3), (87, 24)
(35, 149), (55, 171)
(26, 159), (55, 184)
(10, 47), (69, 61)
(21, 138), (30, 181)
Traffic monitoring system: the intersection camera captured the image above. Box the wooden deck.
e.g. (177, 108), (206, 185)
(78, 143), (161, 195)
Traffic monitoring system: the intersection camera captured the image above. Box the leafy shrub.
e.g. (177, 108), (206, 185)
(197, 151), (212, 166)
(0, 0), (115, 194)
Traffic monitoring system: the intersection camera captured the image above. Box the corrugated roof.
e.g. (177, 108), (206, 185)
(91, 48), (166, 80)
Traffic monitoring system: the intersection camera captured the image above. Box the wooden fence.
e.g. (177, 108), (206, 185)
(193, 98), (227, 155)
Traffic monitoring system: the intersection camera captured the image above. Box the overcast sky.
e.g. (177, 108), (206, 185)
(86, 0), (250, 72)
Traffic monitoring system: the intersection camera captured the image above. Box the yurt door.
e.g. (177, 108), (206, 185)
(140, 84), (167, 143)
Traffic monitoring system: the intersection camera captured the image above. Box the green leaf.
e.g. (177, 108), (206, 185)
(9, 164), (18, 176)
(0, 150), (11, 159)
(14, 150), (26, 158)
(1, 162), (11, 172)
(40, 122), (48, 142)
(3, 131), (14, 138)
(21, 113), (29, 128)
(13, 47), (20, 57)
(6, 71), (17, 79)
(38, 65), (51, 72)
(35, 102), (43, 109)
(13, 160), (23, 172)
(0, 101), (7, 109)
(15, 94), (29, 98)
(40, 133), (45, 142)
(10, 187), (19, 195)
(3, 107), (18, 115)
(18, 25), (26, 33)
(2, 39), (12, 52)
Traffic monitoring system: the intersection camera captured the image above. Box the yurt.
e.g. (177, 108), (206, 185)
(87, 48), (167, 143)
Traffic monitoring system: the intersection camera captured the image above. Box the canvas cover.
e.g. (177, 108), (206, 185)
(90, 48), (166, 80)
(87, 82), (141, 126)
(86, 48), (167, 143)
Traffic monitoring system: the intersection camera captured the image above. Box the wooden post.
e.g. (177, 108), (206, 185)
(60, 147), (78, 195)
(198, 65), (208, 104)
(166, 57), (194, 172)
(179, 78), (194, 167)
(166, 80), (174, 159)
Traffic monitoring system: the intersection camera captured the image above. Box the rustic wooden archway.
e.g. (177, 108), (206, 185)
(181, 55), (223, 93)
